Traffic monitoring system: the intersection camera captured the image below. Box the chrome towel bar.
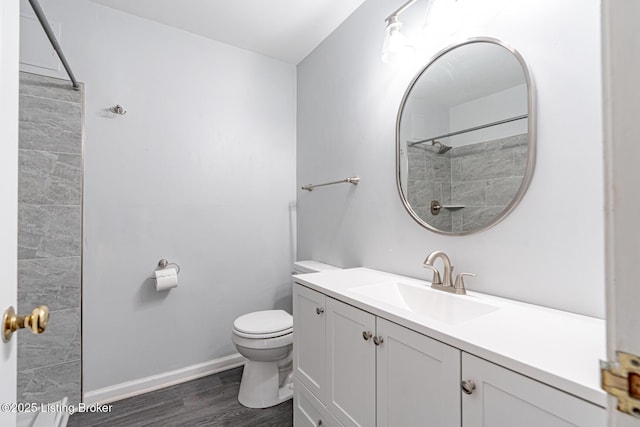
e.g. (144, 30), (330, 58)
(301, 176), (360, 192)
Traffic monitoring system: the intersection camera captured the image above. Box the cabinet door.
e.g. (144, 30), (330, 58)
(326, 298), (376, 427)
(376, 318), (461, 427)
(294, 378), (343, 427)
(462, 353), (606, 427)
(294, 283), (327, 401)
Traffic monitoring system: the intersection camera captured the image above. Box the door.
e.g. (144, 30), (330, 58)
(326, 298), (376, 427)
(0, 0), (20, 426)
(461, 353), (605, 427)
(601, 1), (640, 426)
(376, 318), (461, 427)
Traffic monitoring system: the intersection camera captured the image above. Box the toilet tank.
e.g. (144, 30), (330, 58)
(292, 260), (341, 275)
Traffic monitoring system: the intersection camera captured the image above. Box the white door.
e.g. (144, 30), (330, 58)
(376, 318), (461, 427)
(601, 1), (640, 426)
(0, 0), (20, 426)
(326, 298), (376, 427)
(461, 353), (605, 427)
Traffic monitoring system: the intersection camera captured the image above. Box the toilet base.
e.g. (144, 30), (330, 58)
(238, 360), (293, 408)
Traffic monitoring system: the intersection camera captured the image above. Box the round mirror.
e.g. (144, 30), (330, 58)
(396, 38), (535, 235)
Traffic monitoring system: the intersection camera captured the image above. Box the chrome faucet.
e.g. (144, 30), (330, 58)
(423, 250), (475, 295)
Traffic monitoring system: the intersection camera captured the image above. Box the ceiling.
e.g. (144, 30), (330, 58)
(86, 0), (368, 64)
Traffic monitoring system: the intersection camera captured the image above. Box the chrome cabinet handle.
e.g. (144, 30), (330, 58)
(316, 307), (324, 315)
(461, 380), (476, 395)
(373, 336), (384, 346)
(362, 331), (373, 341)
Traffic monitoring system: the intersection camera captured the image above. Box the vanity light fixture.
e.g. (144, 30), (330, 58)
(381, 0), (418, 63)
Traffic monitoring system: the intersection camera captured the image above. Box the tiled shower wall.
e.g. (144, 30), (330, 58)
(17, 73), (82, 404)
(407, 134), (527, 233)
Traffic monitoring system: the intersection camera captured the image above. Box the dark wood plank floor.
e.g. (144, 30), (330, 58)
(67, 367), (293, 427)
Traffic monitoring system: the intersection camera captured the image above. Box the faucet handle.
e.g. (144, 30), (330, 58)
(423, 264), (442, 285)
(454, 272), (476, 293)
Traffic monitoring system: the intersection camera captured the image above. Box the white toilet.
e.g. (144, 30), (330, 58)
(232, 260), (340, 408)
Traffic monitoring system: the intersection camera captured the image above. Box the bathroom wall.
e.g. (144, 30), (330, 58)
(17, 72), (82, 404)
(297, 0), (605, 318)
(20, 0), (296, 393)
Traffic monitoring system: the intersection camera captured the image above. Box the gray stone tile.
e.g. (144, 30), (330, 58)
(429, 209), (452, 232)
(451, 210), (463, 233)
(407, 180), (429, 208)
(457, 149), (514, 181)
(20, 72), (82, 104)
(18, 257), (81, 312)
(513, 145), (529, 176)
(19, 121), (82, 155)
(18, 360), (81, 406)
(442, 182), (451, 205)
(19, 95), (82, 154)
(18, 204), (81, 259)
(450, 157), (463, 182)
(408, 181), (443, 209)
(407, 148), (426, 181)
(19, 150), (82, 205)
(451, 181), (486, 206)
(462, 206), (505, 231)
(18, 308), (80, 371)
(426, 154), (451, 182)
(450, 133), (527, 157)
(413, 206), (430, 224)
(501, 133), (528, 150)
(487, 177), (524, 206)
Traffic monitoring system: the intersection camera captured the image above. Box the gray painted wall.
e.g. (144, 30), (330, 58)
(20, 0), (296, 392)
(17, 72), (82, 404)
(297, 0), (605, 318)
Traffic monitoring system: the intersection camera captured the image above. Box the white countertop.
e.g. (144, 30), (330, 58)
(293, 267), (607, 407)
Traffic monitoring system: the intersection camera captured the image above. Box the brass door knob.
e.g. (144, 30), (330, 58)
(2, 305), (49, 343)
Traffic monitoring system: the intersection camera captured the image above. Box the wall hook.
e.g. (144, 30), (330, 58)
(110, 104), (127, 115)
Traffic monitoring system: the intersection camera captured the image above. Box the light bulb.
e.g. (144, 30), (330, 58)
(381, 18), (415, 63)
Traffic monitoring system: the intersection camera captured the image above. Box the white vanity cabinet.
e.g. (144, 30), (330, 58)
(461, 353), (606, 427)
(293, 283), (462, 427)
(293, 269), (607, 427)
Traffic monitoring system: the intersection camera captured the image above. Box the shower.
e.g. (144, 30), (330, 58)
(431, 140), (452, 154)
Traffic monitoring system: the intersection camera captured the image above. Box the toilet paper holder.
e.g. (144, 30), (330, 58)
(157, 259), (180, 274)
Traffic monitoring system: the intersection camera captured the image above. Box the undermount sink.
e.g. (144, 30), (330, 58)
(350, 281), (499, 325)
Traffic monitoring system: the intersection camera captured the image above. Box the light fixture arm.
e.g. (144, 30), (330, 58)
(385, 0), (418, 23)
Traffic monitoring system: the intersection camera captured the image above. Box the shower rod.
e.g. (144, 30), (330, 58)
(301, 176), (360, 192)
(28, 0), (79, 90)
(409, 114), (528, 147)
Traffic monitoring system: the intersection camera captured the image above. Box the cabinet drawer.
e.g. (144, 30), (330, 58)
(294, 379), (343, 427)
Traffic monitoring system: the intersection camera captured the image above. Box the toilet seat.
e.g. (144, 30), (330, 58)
(233, 327), (293, 339)
(233, 310), (292, 339)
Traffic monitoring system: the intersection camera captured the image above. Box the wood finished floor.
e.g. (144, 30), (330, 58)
(67, 367), (293, 427)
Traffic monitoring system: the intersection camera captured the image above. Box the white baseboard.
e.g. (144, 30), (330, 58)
(83, 353), (246, 405)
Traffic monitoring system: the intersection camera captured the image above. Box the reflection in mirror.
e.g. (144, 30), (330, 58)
(397, 38), (535, 235)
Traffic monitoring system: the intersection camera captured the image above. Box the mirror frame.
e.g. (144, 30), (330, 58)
(396, 37), (536, 236)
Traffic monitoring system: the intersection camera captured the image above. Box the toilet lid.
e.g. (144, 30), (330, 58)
(233, 310), (293, 335)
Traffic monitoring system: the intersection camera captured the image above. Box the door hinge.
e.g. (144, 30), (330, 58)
(601, 352), (640, 418)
